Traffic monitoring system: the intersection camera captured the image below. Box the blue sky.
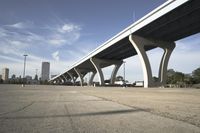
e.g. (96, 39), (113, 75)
(0, 0), (199, 82)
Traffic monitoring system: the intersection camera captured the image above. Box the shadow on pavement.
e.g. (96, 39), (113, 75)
(0, 108), (147, 120)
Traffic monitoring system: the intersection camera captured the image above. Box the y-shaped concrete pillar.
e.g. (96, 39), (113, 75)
(61, 75), (67, 84)
(90, 58), (123, 86)
(52, 80), (56, 85)
(67, 72), (76, 84)
(59, 77), (64, 84)
(158, 47), (175, 85)
(90, 58), (105, 85)
(129, 34), (175, 88)
(110, 61), (123, 84)
(88, 71), (96, 86)
(53, 79), (57, 84)
(54, 77), (62, 85)
(74, 68), (87, 86)
(50, 80), (54, 84)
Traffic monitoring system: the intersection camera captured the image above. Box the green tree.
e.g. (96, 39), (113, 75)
(167, 69), (184, 84)
(153, 76), (159, 82)
(115, 76), (124, 81)
(174, 72), (184, 83)
(192, 67), (200, 83)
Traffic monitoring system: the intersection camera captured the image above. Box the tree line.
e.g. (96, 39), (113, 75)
(166, 67), (200, 87)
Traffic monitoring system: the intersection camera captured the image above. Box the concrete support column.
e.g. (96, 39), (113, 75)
(129, 34), (175, 88)
(61, 75), (67, 84)
(129, 35), (153, 87)
(67, 72), (76, 84)
(54, 79), (58, 84)
(90, 58), (105, 85)
(59, 77), (64, 84)
(74, 68), (87, 86)
(55, 78), (61, 85)
(54, 79), (57, 84)
(50, 80), (54, 84)
(158, 47), (175, 85)
(110, 61), (123, 84)
(89, 71), (96, 86)
(90, 58), (123, 86)
(54, 80), (57, 84)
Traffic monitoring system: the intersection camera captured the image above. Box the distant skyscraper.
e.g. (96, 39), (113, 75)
(2, 68), (9, 81)
(41, 62), (50, 81)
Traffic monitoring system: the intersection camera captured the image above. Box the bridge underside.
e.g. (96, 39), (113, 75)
(51, 0), (200, 88)
(95, 0), (200, 61)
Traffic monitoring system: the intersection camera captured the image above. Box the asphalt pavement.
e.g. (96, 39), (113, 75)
(0, 85), (199, 133)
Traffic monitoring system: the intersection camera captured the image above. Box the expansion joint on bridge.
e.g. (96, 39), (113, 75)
(129, 34), (175, 88)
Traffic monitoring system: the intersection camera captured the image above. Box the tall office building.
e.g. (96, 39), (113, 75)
(2, 68), (9, 81)
(41, 62), (50, 81)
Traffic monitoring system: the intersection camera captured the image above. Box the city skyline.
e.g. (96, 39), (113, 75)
(0, 61), (50, 80)
(0, 0), (199, 82)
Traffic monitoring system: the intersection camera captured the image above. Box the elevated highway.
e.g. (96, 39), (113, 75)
(50, 0), (200, 88)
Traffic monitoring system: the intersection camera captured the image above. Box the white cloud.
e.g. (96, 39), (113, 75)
(49, 23), (81, 46)
(0, 39), (30, 57)
(1, 21), (82, 51)
(0, 54), (22, 63)
(58, 23), (81, 33)
(9, 22), (25, 29)
(10, 40), (28, 48)
(0, 27), (7, 37)
(25, 31), (44, 42)
(52, 51), (60, 61)
(5, 22), (31, 29)
(48, 39), (66, 47)
(0, 20), (83, 79)
(5, 21), (35, 29)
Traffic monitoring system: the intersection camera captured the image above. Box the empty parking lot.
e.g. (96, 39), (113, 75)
(0, 85), (199, 133)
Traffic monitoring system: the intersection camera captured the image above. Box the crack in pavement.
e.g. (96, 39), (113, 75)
(0, 101), (35, 116)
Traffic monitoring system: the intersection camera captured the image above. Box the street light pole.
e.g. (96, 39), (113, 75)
(22, 54), (28, 87)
